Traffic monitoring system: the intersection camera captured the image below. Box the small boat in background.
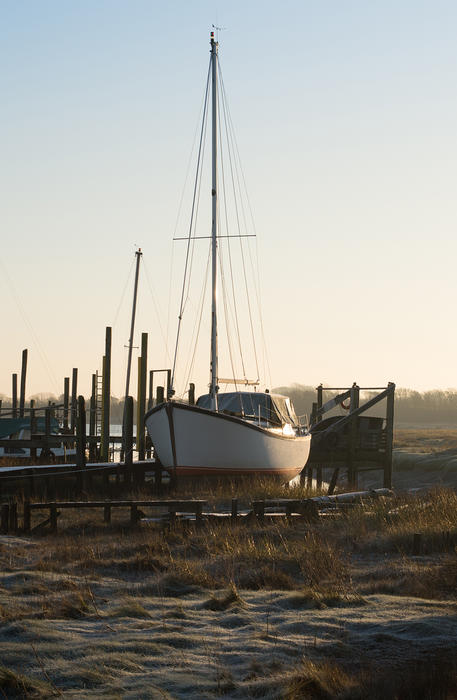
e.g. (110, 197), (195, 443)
(0, 416), (75, 459)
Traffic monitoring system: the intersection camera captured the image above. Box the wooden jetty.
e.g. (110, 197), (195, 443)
(0, 487), (394, 536)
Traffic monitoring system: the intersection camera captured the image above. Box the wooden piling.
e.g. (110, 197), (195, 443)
(71, 368), (78, 433)
(12, 374), (18, 418)
(189, 383), (195, 405)
(124, 396), (134, 485)
(30, 400), (37, 460)
(348, 384), (360, 489)
(137, 333), (147, 462)
(19, 349), (27, 418)
(76, 396), (86, 491)
(156, 386), (164, 405)
(384, 383), (395, 489)
(100, 327), (112, 462)
(63, 377), (70, 431)
(148, 371), (154, 411)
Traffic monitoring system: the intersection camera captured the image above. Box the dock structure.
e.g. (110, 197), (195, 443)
(306, 382), (395, 492)
(0, 487), (396, 536)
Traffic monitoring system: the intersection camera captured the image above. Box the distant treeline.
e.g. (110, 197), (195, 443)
(1, 387), (457, 426)
(0, 394), (127, 424)
(273, 385), (457, 426)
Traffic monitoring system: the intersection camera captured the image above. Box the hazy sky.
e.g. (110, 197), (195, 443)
(2, 0), (457, 400)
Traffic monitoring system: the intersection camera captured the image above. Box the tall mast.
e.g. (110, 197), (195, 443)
(124, 248), (142, 399)
(209, 31), (219, 410)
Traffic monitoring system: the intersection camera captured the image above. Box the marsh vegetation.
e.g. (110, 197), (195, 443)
(0, 480), (456, 698)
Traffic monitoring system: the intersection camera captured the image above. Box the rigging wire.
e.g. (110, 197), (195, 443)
(220, 67), (272, 388)
(217, 76), (247, 383)
(218, 234), (238, 391)
(219, 64), (260, 382)
(170, 57), (212, 393)
(111, 254), (135, 330)
(248, 236), (272, 388)
(183, 102), (209, 309)
(142, 257), (172, 365)
(181, 243), (212, 396)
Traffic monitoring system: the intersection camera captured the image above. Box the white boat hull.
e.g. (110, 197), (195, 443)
(145, 402), (311, 481)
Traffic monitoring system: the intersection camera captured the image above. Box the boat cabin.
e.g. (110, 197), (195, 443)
(196, 391), (300, 428)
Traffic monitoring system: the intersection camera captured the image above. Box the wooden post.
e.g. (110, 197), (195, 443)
(166, 370), (171, 400)
(19, 349), (27, 418)
(348, 384), (360, 489)
(42, 407), (51, 457)
(317, 385), (323, 422)
(137, 332), (147, 462)
(1, 504), (9, 533)
(9, 502), (17, 533)
(255, 501), (265, 524)
(146, 371), (154, 459)
(310, 401), (317, 426)
(231, 498), (238, 523)
(45, 406), (51, 436)
(23, 501), (31, 533)
(156, 386), (164, 405)
(76, 395), (86, 491)
(189, 383), (195, 405)
(89, 374), (97, 461)
(195, 502), (203, 529)
(413, 533), (422, 555)
(100, 327), (112, 462)
(124, 395), (133, 486)
(327, 467), (340, 495)
(12, 374), (18, 418)
(130, 504), (139, 525)
(316, 385), (324, 489)
(70, 368), (78, 433)
(63, 377), (70, 431)
(148, 371), (154, 411)
(30, 400), (37, 460)
(50, 504), (57, 533)
(384, 383), (395, 488)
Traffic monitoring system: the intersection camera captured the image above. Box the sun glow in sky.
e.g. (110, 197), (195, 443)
(2, 0), (457, 400)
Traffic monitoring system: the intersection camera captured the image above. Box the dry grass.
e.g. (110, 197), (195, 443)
(1, 468), (457, 697)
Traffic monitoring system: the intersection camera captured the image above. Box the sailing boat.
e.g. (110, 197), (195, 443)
(145, 32), (311, 481)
